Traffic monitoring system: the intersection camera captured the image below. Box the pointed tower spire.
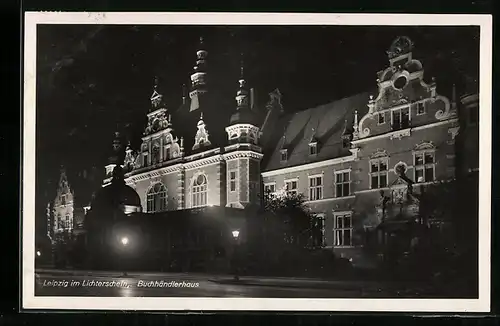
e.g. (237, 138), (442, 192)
(189, 36), (209, 112)
(182, 83), (187, 105)
(150, 76), (163, 111)
(192, 111), (211, 151)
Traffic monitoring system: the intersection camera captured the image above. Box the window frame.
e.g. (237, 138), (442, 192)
(334, 169), (351, 198)
(308, 174), (323, 201)
(391, 106), (410, 130)
(378, 112), (386, 125)
(191, 174), (208, 208)
(229, 170), (237, 192)
(284, 178), (299, 195)
(369, 157), (389, 189)
(309, 142), (318, 156)
(264, 182), (276, 196)
(333, 212), (353, 248)
(416, 101), (426, 115)
(280, 149), (288, 162)
(146, 182), (168, 213)
(413, 149), (436, 183)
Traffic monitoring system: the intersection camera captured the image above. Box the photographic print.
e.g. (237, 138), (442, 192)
(22, 12), (492, 312)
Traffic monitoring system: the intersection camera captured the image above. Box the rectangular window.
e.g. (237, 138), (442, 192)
(280, 150), (288, 162)
(61, 195), (66, 205)
(264, 183), (276, 195)
(378, 112), (385, 124)
(370, 158), (388, 189)
(392, 107), (410, 130)
(416, 102), (426, 115)
(229, 171), (237, 192)
(334, 213), (353, 247)
(165, 147), (171, 160)
(285, 179), (298, 195)
(309, 143), (317, 155)
(414, 151), (436, 183)
(308, 175), (323, 201)
(143, 153), (148, 166)
(335, 171), (351, 197)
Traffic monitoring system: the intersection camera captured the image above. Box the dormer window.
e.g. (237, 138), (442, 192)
(309, 142), (318, 156)
(342, 136), (351, 149)
(280, 149), (288, 162)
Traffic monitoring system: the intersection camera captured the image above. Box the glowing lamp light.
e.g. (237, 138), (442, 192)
(121, 237), (129, 246)
(36, 251), (41, 257)
(232, 230), (240, 239)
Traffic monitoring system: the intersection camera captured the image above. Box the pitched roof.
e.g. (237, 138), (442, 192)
(262, 91), (373, 172)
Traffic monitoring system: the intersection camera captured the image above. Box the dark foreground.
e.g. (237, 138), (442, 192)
(34, 269), (475, 298)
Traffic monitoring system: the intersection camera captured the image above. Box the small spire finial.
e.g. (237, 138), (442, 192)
(154, 76), (159, 89)
(200, 112), (203, 120)
(199, 36), (204, 46)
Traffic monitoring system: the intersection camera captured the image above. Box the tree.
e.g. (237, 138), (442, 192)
(262, 189), (322, 248)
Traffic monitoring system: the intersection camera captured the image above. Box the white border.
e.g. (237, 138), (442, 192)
(23, 12), (492, 312)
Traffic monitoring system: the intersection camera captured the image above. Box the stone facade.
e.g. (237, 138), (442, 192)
(82, 36), (478, 268)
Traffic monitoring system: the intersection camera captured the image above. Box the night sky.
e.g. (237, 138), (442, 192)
(35, 24), (479, 214)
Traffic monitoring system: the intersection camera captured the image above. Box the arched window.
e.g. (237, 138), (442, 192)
(147, 183), (168, 213)
(192, 174), (208, 208)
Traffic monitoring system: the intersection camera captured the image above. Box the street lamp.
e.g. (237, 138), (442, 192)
(119, 236), (129, 276)
(231, 230), (240, 281)
(121, 237), (129, 246)
(36, 250), (41, 257)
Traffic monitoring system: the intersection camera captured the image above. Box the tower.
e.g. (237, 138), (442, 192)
(224, 60), (264, 208)
(189, 37), (209, 113)
(51, 166), (75, 240)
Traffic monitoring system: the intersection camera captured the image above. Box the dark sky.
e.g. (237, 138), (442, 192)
(35, 24), (479, 209)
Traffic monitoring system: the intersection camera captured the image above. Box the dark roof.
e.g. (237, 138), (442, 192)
(262, 91), (373, 172)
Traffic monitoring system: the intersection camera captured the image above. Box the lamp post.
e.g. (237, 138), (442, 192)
(120, 236), (129, 276)
(231, 230), (240, 281)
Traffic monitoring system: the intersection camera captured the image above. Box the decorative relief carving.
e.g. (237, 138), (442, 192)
(414, 141), (435, 151)
(448, 126), (460, 140)
(389, 129), (411, 140)
(370, 149), (388, 159)
(434, 95), (452, 120)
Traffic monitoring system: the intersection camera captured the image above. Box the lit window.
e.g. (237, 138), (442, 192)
(335, 171), (351, 197)
(192, 174), (208, 208)
(285, 179), (298, 195)
(147, 183), (168, 212)
(229, 171), (237, 192)
(308, 175), (323, 201)
(334, 213), (353, 247)
(370, 158), (388, 189)
(416, 102), (426, 115)
(414, 151), (435, 183)
(378, 112), (385, 124)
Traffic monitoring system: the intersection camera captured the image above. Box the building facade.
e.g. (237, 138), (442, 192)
(87, 36), (478, 267)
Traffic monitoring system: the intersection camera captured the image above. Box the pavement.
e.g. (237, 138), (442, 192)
(33, 268), (439, 298)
